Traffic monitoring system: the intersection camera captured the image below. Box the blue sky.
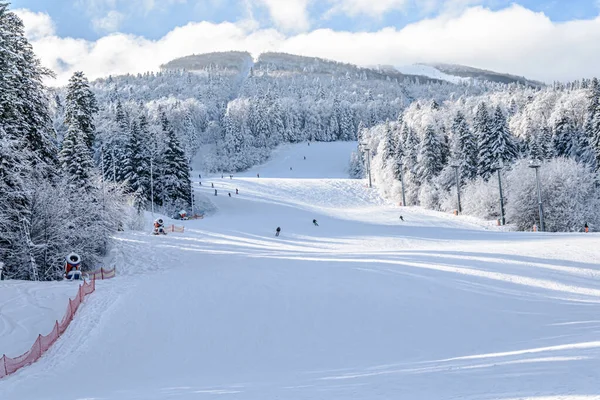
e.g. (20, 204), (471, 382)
(10, 0), (600, 85)
(11, 0), (600, 41)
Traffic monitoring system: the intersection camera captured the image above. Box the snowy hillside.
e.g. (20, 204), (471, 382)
(395, 64), (470, 84)
(393, 63), (544, 87)
(2, 142), (600, 400)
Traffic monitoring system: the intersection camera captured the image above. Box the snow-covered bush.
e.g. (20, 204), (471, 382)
(505, 159), (600, 232)
(348, 151), (365, 178)
(418, 184), (441, 210)
(460, 177), (503, 220)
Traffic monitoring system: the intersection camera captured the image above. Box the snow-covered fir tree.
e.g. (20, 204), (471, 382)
(65, 71), (98, 149)
(418, 125), (443, 182)
(159, 111), (192, 211)
(450, 111), (478, 182)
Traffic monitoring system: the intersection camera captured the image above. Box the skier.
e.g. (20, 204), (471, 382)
(228, 192), (231, 197)
(230, 174), (233, 179)
(221, 174), (224, 178)
(214, 189), (218, 196)
(275, 227), (281, 237)
(313, 219), (319, 226)
(303, 156), (306, 160)
(236, 188), (239, 195)
(290, 167), (293, 171)
(211, 183), (214, 188)
(399, 216), (404, 221)
(199, 182), (202, 186)
(308, 142), (310, 146)
(585, 222), (589, 233)
(199, 174), (201, 179)
(257, 173), (260, 178)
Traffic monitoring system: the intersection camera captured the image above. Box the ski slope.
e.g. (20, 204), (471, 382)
(0, 282), (78, 357)
(2, 142), (600, 400)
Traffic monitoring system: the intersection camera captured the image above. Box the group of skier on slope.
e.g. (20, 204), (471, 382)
(276, 219), (318, 237)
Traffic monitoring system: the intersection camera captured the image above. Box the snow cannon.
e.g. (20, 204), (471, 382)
(153, 219), (167, 235)
(65, 253), (82, 280)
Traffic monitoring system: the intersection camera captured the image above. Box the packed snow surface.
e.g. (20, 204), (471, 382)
(0, 282), (78, 357)
(2, 142), (600, 400)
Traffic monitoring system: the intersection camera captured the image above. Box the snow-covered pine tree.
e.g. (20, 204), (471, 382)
(159, 111), (191, 211)
(124, 120), (151, 212)
(591, 109), (600, 170)
(528, 131), (543, 162)
(392, 128), (405, 182)
(59, 123), (96, 193)
(489, 105), (518, 165)
(540, 126), (554, 160)
(0, 4), (62, 280)
(0, 3), (57, 175)
(451, 111), (478, 182)
(475, 102), (495, 180)
(380, 121), (395, 167)
(418, 125), (443, 181)
(65, 71), (98, 149)
(553, 113), (577, 158)
(403, 124), (419, 176)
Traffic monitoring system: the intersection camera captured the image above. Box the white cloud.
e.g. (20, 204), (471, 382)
(326, 0), (410, 17)
(13, 9), (56, 40)
(250, 0), (311, 31)
(17, 4), (600, 86)
(92, 10), (125, 32)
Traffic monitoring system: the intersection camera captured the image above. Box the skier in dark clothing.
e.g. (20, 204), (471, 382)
(399, 216), (404, 221)
(290, 167), (293, 171)
(214, 189), (217, 196)
(199, 182), (202, 186)
(211, 183), (214, 188)
(275, 227), (281, 237)
(257, 173), (260, 178)
(228, 193), (231, 197)
(313, 219), (319, 226)
(230, 175), (233, 179)
(221, 174), (224, 178)
(199, 174), (201, 179)
(236, 188), (239, 195)
(304, 156), (306, 160)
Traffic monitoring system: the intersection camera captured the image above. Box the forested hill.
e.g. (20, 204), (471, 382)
(49, 51), (505, 175)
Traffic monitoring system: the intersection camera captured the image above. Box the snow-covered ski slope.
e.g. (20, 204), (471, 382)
(2, 142), (600, 400)
(0, 282), (79, 357)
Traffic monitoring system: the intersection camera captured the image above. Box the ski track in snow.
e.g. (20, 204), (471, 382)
(2, 142), (600, 400)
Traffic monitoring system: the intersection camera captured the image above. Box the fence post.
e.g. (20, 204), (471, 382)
(2, 355), (7, 377)
(36, 335), (42, 358)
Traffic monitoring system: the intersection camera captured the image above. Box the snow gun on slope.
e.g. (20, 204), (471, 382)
(65, 253), (82, 280)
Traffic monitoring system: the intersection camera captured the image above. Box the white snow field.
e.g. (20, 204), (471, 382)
(0, 281), (79, 358)
(2, 142), (600, 400)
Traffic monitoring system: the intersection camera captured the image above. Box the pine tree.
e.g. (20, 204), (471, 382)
(540, 126), (554, 160)
(160, 112), (191, 210)
(475, 102), (495, 180)
(380, 121), (395, 167)
(490, 106), (518, 165)
(124, 120), (150, 212)
(64, 71), (98, 149)
(451, 111), (478, 181)
(403, 124), (419, 175)
(418, 125), (443, 181)
(553, 114), (576, 157)
(59, 123), (96, 193)
(392, 129), (404, 181)
(528, 131), (543, 162)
